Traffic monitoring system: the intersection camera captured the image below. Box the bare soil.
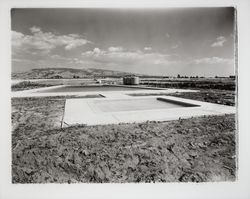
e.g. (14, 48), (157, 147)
(12, 96), (236, 183)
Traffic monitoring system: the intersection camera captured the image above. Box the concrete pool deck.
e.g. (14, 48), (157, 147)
(11, 84), (198, 98)
(63, 94), (235, 127)
(11, 84), (235, 126)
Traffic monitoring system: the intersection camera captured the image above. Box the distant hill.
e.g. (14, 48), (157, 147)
(11, 68), (138, 79)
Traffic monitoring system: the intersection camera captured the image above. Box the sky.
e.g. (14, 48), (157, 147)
(11, 8), (235, 76)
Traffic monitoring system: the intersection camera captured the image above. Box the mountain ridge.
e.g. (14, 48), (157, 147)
(12, 67), (140, 79)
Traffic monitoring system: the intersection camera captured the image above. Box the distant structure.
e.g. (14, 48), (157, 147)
(123, 76), (140, 85)
(95, 79), (102, 84)
(51, 75), (62, 79)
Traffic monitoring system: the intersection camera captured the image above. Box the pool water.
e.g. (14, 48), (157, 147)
(38, 85), (158, 93)
(93, 98), (198, 112)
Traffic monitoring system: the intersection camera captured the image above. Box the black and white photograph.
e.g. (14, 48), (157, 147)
(1, 0), (250, 198)
(10, 7), (237, 183)
(11, 7), (237, 183)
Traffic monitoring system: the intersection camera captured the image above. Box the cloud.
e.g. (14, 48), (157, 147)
(165, 33), (170, 38)
(144, 47), (152, 51)
(30, 26), (42, 34)
(12, 58), (36, 63)
(81, 48), (176, 66)
(82, 48), (105, 57)
(50, 54), (62, 59)
(93, 48), (101, 54)
(50, 54), (72, 61)
(12, 27), (91, 54)
(194, 57), (233, 65)
(108, 46), (123, 52)
(211, 36), (227, 47)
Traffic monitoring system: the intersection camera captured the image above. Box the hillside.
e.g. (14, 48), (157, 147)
(11, 68), (137, 79)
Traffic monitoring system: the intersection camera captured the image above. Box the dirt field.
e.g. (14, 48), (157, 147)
(12, 96), (236, 183)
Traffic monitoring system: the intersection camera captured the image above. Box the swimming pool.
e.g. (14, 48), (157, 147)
(63, 96), (234, 126)
(93, 97), (199, 112)
(38, 85), (161, 93)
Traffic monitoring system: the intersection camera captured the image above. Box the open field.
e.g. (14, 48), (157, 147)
(11, 75), (236, 91)
(12, 96), (236, 183)
(129, 89), (235, 106)
(11, 81), (61, 91)
(140, 77), (236, 90)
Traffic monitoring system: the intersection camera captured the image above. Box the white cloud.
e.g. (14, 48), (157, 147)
(93, 48), (102, 54)
(108, 46), (123, 52)
(144, 47), (152, 51)
(12, 31), (25, 47)
(12, 58), (32, 63)
(30, 26), (41, 34)
(194, 57), (233, 65)
(81, 48), (176, 66)
(82, 48), (105, 57)
(12, 27), (91, 54)
(50, 54), (72, 61)
(211, 36), (227, 47)
(165, 33), (170, 38)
